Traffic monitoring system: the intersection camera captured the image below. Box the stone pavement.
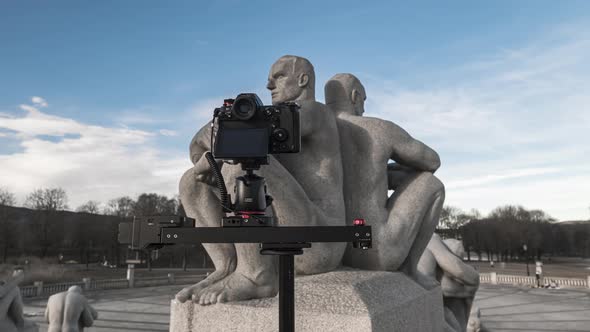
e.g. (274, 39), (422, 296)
(475, 284), (590, 332)
(22, 284), (187, 332)
(21, 282), (590, 331)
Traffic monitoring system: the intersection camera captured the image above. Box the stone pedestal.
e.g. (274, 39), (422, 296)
(170, 270), (443, 332)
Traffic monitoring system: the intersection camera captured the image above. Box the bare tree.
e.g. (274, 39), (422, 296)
(25, 188), (68, 211)
(0, 188), (16, 262)
(133, 193), (177, 216)
(24, 188), (68, 257)
(76, 201), (101, 214)
(0, 188), (16, 206)
(104, 196), (136, 218)
(438, 206), (478, 238)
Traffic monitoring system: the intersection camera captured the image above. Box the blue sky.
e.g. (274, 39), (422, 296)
(1, 1), (589, 220)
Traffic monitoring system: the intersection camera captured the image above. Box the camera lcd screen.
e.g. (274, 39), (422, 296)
(214, 127), (269, 158)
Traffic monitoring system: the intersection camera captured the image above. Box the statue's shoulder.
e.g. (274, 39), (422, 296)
(296, 99), (324, 111)
(339, 113), (400, 132)
(48, 291), (67, 302)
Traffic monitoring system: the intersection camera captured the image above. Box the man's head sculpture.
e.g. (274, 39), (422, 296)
(267, 55), (316, 105)
(68, 285), (83, 294)
(325, 73), (366, 116)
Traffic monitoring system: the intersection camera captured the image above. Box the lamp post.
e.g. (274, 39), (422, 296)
(523, 244), (530, 276)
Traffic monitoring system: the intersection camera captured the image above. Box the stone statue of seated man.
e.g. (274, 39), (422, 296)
(324, 73), (445, 285)
(0, 270), (38, 332)
(418, 234), (480, 332)
(176, 55), (347, 305)
(45, 286), (98, 332)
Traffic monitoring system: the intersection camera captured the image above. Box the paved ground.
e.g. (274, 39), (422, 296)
(475, 284), (590, 332)
(22, 283), (590, 331)
(23, 284), (188, 332)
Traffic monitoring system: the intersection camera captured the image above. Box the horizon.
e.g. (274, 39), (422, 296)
(1, 1), (589, 221)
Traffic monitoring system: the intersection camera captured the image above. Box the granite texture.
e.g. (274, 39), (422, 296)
(45, 286), (98, 332)
(325, 73), (444, 279)
(418, 235), (480, 332)
(0, 270), (38, 332)
(170, 270), (443, 332)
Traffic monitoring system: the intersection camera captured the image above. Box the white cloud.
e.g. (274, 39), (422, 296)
(31, 96), (48, 108)
(361, 25), (590, 221)
(189, 98), (222, 123)
(445, 167), (562, 190)
(159, 129), (178, 137)
(0, 100), (191, 209)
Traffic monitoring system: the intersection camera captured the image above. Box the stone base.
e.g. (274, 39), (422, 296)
(170, 270), (443, 332)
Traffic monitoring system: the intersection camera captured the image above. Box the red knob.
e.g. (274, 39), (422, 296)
(353, 218), (365, 226)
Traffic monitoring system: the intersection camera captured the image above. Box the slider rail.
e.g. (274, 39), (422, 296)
(160, 226), (372, 244)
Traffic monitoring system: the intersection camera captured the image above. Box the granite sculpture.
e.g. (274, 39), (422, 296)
(0, 270), (38, 332)
(171, 270), (444, 332)
(418, 234), (480, 332)
(177, 56), (447, 306)
(45, 286), (98, 332)
(170, 55), (455, 331)
(324, 73), (445, 286)
(466, 307), (482, 332)
(177, 55), (347, 305)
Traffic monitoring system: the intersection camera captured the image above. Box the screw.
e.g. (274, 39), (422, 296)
(166, 234), (171, 239)
(366, 233), (370, 236)
(173, 234), (178, 239)
(355, 233), (359, 237)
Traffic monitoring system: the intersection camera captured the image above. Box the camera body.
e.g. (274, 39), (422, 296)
(212, 93), (300, 161)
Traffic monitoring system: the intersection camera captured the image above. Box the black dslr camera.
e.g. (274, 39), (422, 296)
(212, 93), (300, 162)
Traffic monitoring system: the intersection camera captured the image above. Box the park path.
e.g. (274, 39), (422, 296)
(23, 283), (190, 332)
(475, 284), (590, 332)
(22, 282), (590, 331)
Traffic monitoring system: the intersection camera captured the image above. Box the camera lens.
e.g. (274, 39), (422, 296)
(232, 96), (257, 120)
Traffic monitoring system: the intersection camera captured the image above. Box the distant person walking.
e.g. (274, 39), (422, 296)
(535, 261), (543, 287)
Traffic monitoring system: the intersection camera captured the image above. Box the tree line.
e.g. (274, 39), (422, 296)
(0, 187), (206, 268)
(2, 187), (589, 265)
(437, 205), (590, 261)
(0, 187), (182, 217)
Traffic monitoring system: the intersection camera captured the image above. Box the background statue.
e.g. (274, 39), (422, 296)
(0, 269), (38, 332)
(418, 234), (480, 332)
(45, 286), (98, 332)
(324, 73), (445, 286)
(177, 55), (347, 305)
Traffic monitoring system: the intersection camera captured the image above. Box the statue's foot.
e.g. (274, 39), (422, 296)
(175, 269), (232, 303)
(198, 271), (277, 305)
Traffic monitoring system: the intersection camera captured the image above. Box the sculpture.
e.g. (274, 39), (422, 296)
(466, 307), (482, 332)
(418, 234), (480, 332)
(177, 55), (347, 305)
(45, 286), (98, 332)
(324, 73), (445, 285)
(0, 269), (38, 332)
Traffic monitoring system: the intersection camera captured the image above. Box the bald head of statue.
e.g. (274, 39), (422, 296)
(325, 73), (366, 116)
(68, 285), (83, 294)
(267, 55), (316, 105)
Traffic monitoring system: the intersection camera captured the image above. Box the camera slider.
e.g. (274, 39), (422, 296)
(119, 216), (372, 332)
(118, 216), (371, 250)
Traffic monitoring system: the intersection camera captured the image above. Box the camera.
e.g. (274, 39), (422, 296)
(212, 93), (300, 161)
